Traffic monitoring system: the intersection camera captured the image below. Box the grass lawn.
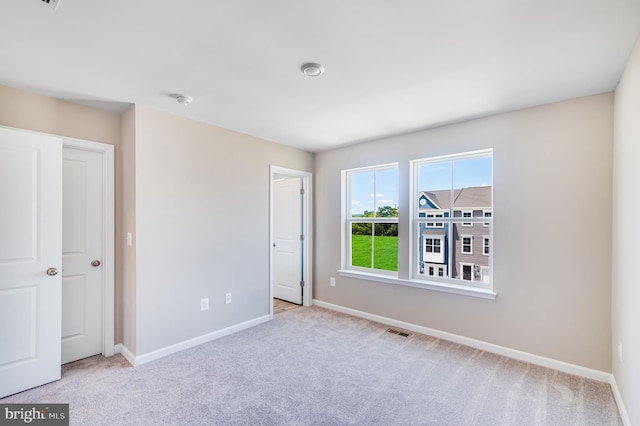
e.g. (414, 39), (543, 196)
(351, 235), (398, 271)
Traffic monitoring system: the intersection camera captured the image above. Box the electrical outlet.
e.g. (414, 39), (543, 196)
(225, 293), (232, 304)
(618, 341), (623, 362)
(200, 298), (209, 311)
(330, 277), (336, 287)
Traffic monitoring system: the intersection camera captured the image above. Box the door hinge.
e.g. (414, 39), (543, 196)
(300, 280), (305, 288)
(300, 234), (305, 241)
(300, 188), (305, 195)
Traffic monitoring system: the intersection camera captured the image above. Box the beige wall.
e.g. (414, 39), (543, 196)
(314, 93), (613, 371)
(612, 36), (640, 425)
(0, 84), (126, 345)
(131, 105), (313, 355)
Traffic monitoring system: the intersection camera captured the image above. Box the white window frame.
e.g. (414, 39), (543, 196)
(422, 234), (445, 264)
(483, 236), (490, 256)
(461, 235), (473, 254)
(342, 163), (398, 276)
(483, 210), (492, 227)
(461, 210), (473, 226)
(338, 149), (495, 300)
(425, 212), (445, 228)
(409, 149), (493, 292)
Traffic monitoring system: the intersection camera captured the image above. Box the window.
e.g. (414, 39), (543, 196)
(425, 238), (441, 253)
(423, 234), (444, 263)
(340, 149), (493, 297)
(462, 236), (472, 254)
(413, 150), (493, 289)
(483, 210), (492, 227)
(344, 164), (399, 273)
(462, 210), (472, 226)
(425, 212), (444, 228)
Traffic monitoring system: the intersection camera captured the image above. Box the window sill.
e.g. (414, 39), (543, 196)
(337, 270), (497, 300)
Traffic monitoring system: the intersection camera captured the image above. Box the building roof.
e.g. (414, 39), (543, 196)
(421, 186), (492, 210)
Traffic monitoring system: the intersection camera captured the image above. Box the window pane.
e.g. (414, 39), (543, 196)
(418, 162), (452, 213)
(414, 151), (492, 287)
(374, 168), (399, 216)
(452, 156), (492, 212)
(418, 221), (448, 277)
(350, 171), (375, 218)
(351, 223), (372, 268)
(373, 223), (398, 272)
(346, 164), (398, 274)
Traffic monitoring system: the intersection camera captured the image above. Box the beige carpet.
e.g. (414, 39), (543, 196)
(1, 306), (622, 425)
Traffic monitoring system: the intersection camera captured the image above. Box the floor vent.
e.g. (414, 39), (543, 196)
(386, 328), (410, 337)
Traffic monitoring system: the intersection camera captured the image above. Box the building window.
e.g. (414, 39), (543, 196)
(425, 238), (441, 253)
(462, 210), (472, 226)
(483, 210), (492, 227)
(462, 236), (472, 254)
(412, 149), (493, 288)
(426, 212), (444, 228)
(343, 164), (399, 273)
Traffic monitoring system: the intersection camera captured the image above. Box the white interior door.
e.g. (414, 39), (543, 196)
(0, 127), (62, 398)
(273, 177), (303, 304)
(61, 147), (104, 364)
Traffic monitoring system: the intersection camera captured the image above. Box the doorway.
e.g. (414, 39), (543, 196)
(62, 138), (115, 363)
(269, 166), (312, 317)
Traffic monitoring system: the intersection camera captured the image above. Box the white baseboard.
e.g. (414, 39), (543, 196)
(313, 300), (612, 383)
(609, 375), (631, 426)
(113, 343), (136, 366)
(126, 315), (271, 367)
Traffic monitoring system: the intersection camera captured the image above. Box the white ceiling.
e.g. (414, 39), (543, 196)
(1, 1), (639, 152)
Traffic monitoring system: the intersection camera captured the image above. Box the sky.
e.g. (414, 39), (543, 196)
(418, 156), (492, 192)
(350, 156), (492, 215)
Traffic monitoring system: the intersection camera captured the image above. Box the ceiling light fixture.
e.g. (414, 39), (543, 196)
(176, 95), (193, 106)
(301, 63), (324, 77)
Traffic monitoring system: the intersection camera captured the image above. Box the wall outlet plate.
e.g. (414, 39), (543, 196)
(201, 298), (209, 311)
(225, 293), (232, 304)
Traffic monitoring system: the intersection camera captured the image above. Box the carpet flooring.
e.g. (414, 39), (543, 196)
(1, 306), (622, 425)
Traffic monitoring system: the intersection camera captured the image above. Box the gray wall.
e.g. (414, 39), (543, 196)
(314, 93), (613, 371)
(612, 36), (640, 425)
(131, 105), (313, 355)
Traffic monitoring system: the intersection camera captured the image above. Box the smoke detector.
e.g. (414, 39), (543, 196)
(41, 0), (62, 10)
(300, 63), (324, 77)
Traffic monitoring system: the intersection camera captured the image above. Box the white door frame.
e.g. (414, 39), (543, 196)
(269, 166), (312, 316)
(63, 137), (115, 358)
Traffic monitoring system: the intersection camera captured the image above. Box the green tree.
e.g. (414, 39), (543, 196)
(352, 206), (398, 236)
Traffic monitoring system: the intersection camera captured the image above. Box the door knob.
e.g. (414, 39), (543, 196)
(46, 267), (58, 276)
(91, 260), (101, 267)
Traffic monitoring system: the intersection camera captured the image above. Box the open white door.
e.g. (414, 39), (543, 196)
(273, 177), (303, 304)
(0, 127), (63, 398)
